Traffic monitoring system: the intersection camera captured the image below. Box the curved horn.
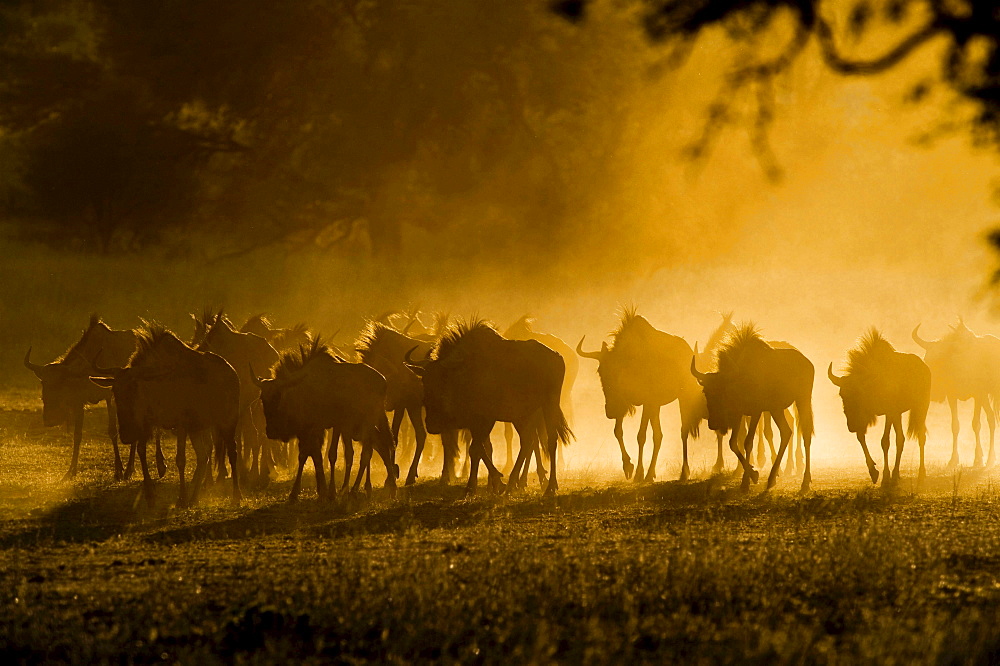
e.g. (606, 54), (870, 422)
(23, 348), (43, 376)
(690, 344), (707, 381)
(912, 324), (931, 350)
(827, 362), (844, 387)
(403, 346), (426, 376)
(90, 349), (121, 377)
(576, 336), (604, 360)
(249, 363), (264, 388)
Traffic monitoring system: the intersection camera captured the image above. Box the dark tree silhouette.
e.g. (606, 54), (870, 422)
(557, 0), (1000, 272)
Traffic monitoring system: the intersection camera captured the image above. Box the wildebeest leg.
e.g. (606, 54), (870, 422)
(105, 398), (125, 481)
(879, 419), (893, 487)
(251, 403), (274, 486)
(221, 426), (242, 506)
(766, 410), (792, 489)
(793, 405), (803, 473)
(756, 414), (769, 468)
(125, 439), (136, 481)
(188, 430), (213, 507)
(214, 428), (229, 482)
(289, 434), (309, 503)
(154, 430), (167, 479)
(713, 431), (726, 475)
(634, 408), (649, 483)
(645, 408), (664, 482)
(543, 409), (560, 497)
(503, 422), (515, 475)
(505, 422), (535, 495)
(739, 414), (761, 491)
(892, 416), (905, 481)
(987, 401), (997, 467)
(857, 432), (879, 484)
(310, 431), (327, 501)
(677, 410), (691, 481)
(727, 429), (754, 492)
(533, 425), (548, 488)
(440, 430), (459, 485)
(135, 433), (155, 507)
(801, 426), (813, 493)
(948, 396), (960, 468)
(63, 408), (85, 481)
(973, 397), (985, 468)
(614, 418), (634, 480)
(341, 437), (354, 493)
(175, 429), (188, 507)
(326, 429), (339, 502)
(405, 405), (428, 486)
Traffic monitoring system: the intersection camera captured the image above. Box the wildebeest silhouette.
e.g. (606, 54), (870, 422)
(577, 308), (705, 482)
(356, 322), (459, 485)
(253, 339), (398, 500)
(829, 329), (930, 484)
(406, 319), (572, 496)
(194, 309), (280, 486)
(501, 316), (577, 483)
(691, 323), (815, 492)
(24, 315), (166, 481)
(90, 325), (242, 507)
(912, 321), (1000, 467)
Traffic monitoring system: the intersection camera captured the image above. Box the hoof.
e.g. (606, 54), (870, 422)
(405, 474), (417, 487)
(61, 468), (77, 482)
(868, 465), (879, 484)
(623, 460), (634, 480)
(749, 468), (760, 484)
(918, 467), (927, 482)
(712, 462), (725, 475)
(633, 466), (645, 483)
(645, 470), (656, 483)
(679, 465), (690, 482)
(947, 456), (960, 469)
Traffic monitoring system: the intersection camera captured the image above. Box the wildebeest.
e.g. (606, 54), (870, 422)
(240, 314), (312, 352)
(194, 310), (280, 485)
(90, 325), (242, 507)
(829, 329), (930, 484)
(690, 323), (815, 492)
(406, 319), (572, 496)
(355, 322), (459, 486)
(253, 339), (398, 500)
(24, 315), (166, 481)
(502, 315), (578, 479)
(912, 321), (1000, 467)
(695, 312), (803, 475)
(577, 308), (705, 482)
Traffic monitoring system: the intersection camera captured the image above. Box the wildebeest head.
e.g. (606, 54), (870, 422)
(827, 364), (873, 434)
(912, 323), (970, 402)
(25, 349), (95, 427)
(577, 337), (631, 420)
(89, 366), (148, 444)
(690, 347), (737, 433)
(252, 370), (300, 442)
(404, 346), (453, 434)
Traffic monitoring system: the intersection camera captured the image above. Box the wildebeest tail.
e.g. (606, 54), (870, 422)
(552, 406), (574, 447)
(680, 389), (705, 440)
(797, 398), (815, 437)
(908, 391), (930, 439)
(375, 414), (399, 480)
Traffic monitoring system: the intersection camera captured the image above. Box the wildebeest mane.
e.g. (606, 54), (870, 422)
(273, 337), (336, 380)
(845, 328), (895, 376)
(716, 322), (767, 371)
(609, 304), (644, 347)
(130, 322), (190, 366)
(434, 318), (499, 360)
(355, 321), (403, 357)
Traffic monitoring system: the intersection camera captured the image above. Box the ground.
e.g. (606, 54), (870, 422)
(3, 393), (1000, 664)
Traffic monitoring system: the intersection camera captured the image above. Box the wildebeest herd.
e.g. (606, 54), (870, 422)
(20, 307), (1000, 507)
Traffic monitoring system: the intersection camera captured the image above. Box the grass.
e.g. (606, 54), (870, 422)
(3, 398), (1000, 663)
